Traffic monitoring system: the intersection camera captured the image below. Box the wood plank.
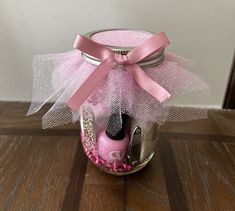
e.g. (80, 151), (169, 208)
(162, 109), (235, 136)
(159, 136), (189, 211)
(0, 102), (79, 129)
(1, 101), (235, 135)
(0, 102), (11, 118)
(0, 134), (78, 210)
(1, 102), (235, 210)
(0, 102), (45, 128)
(79, 161), (125, 211)
(161, 132), (235, 143)
(61, 141), (88, 211)
(0, 128), (80, 136)
(209, 110), (235, 136)
(170, 135), (235, 211)
(161, 110), (221, 135)
(125, 145), (171, 211)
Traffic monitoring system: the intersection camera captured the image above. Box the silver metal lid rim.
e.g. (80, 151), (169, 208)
(82, 29), (165, 68)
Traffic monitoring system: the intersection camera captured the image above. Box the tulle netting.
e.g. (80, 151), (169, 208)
(27, 49), (210, 135)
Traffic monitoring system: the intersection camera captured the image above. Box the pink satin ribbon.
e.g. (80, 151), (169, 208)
(67, 32), (171, 110)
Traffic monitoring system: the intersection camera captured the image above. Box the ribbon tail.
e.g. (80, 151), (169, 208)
(125, 64), (171, 103)
(66, 57), (116, 110)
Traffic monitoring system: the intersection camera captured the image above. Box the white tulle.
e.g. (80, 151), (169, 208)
(27, 49), (209, 135)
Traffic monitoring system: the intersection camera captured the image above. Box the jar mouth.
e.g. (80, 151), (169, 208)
(82, 29), (165, 68)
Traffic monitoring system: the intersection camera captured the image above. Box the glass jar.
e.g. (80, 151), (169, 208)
(80, 107), (160, 176)
(79, 29), (164, 175)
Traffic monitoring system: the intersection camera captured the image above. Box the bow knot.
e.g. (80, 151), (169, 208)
(114, 54), (129, 66)
(67, 32), (171, 110)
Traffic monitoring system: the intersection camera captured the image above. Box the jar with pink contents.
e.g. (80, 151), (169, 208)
(27, 29), (209, 176)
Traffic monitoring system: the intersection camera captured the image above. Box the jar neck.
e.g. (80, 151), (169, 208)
(81, 29), (166, 68)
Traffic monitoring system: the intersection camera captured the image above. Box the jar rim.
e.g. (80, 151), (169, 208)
(82, 29), (165, 68)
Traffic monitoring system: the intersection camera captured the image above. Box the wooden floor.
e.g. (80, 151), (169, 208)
(0, 102), (235, 211)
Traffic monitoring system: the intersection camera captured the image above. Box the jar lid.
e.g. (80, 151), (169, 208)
(82, 29), (165, 68)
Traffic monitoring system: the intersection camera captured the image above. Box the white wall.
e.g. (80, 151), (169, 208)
(0, 0), (235, 107)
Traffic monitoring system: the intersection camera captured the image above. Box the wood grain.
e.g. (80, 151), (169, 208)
(0, 128), (80, 136)
(159, 136), (189, 211)
(0, 102), (79, 129)
(62, 141), (88, 211)
(209, 110), (235, 136)
(0, 102), (46, 129)
(79, 161), (125, 211)
(162, 109), (235, 138)
(0, 102), (11, 118)
(125, 145), (170, 211)
(170, 135), (235, 211)
(1, 101), (235, 211)
(0, 134), (78, 210)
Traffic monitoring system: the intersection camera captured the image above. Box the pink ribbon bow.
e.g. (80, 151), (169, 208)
(67, 32), (171, 110)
